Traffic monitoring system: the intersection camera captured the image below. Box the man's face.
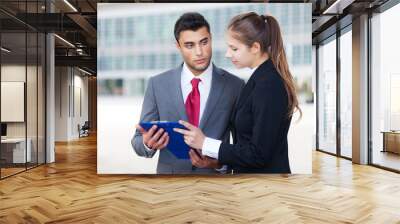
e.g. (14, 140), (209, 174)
(176, 26), (212, 75)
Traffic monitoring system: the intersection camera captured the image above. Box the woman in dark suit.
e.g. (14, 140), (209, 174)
(174, 12), (301, 173)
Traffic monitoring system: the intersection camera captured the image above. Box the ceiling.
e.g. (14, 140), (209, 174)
(0, 0), (395, 75)
(310, 0), (391, 44)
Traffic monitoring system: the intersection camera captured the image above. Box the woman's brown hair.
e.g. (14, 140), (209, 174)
(228, 12), (302, 119)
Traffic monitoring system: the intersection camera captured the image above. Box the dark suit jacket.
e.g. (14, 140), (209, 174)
(218, 59), (292, 174)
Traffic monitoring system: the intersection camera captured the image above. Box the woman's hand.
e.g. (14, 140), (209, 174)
(173, 120), (205, 150)
(189, 149), (221, 169)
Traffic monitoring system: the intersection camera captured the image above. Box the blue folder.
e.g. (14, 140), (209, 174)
(139, 121), (190, 159)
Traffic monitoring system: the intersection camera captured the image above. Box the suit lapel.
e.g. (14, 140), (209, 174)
(235, 79), (254, 110)
(199, 65), (226, 129)
(236, 59), (273, 110)
(168, 65), (188, 121)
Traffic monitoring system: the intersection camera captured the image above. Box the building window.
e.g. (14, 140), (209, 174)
(317, 36), (337, 155)
(371, 3), (400, 171)
(339, 28), (352, 158)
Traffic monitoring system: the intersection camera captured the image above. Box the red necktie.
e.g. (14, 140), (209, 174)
(185, 78), (201, 127)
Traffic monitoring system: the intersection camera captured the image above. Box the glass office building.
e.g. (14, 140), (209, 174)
(97, 3), (312, 101)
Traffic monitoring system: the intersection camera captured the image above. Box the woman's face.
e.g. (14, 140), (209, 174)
(225, 30), (255, 69)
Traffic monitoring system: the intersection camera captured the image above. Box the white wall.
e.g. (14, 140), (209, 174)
(1, 64), (46, 164)
(1, 65), (40, 138)
(73, 73), (89, 137)
(55, 67), (68, 141)
(55, 67), (89, 141)
(1, 65), (26, 140)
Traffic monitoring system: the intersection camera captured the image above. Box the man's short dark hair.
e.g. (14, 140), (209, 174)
(174, 12), (210, 42)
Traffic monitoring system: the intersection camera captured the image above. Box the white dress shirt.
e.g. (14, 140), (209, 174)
(144, 62), (213, 152)
(202, 65), (259, 160)
(181, 62), (213, 121)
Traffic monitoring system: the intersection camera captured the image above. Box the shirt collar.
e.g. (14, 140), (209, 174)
(181, 62), (213, 85)
(249, 58), (275, 83)
(250, 65), (259, 75)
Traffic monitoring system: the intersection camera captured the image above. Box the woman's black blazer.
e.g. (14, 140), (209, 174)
(219, 59), (292, 173)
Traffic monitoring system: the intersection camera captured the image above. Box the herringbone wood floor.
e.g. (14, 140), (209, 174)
(1, 134), (400, 223)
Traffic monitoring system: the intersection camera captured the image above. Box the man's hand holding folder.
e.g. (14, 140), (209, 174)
(138, 121), (192, 159)
(136, 124), (169, 151)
